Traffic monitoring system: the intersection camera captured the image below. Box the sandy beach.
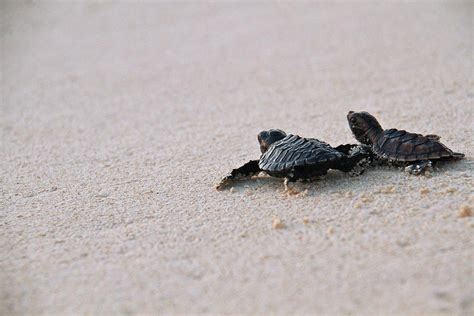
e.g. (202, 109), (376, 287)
(1, 2), (473, 315)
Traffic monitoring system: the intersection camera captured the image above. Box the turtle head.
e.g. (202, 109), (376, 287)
(258, 129), (287, 153)
(347, 111), (383, 145)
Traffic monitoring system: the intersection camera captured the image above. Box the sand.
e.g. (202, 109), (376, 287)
(1, 2), (473, 315)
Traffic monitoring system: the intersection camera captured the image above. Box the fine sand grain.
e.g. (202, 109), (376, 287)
(1, 2), (473, 315)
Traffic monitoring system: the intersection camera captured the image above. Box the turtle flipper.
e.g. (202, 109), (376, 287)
(335, 148), (371, 175)
(334, 144), (359, 155)
(452, 152), (465, 159)
(326, 144), (370, 175)
(405, 160), (433, 175)
(216, 160), (261, 190)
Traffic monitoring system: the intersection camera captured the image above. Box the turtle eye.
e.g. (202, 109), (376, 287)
(350, 117), (357, 124)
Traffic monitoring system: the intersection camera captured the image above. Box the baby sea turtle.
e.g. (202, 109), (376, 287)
(346, 111), (465, 175)
(216, 129), (369, 190)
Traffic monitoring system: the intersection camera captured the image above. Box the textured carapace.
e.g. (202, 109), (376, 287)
(259, 134), (343, 172)
(347, 111), (464, 162)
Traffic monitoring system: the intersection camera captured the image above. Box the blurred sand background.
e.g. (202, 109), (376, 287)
(1, 2), (473, 315)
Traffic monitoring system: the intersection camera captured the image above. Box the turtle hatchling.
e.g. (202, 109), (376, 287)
(346, 111), (465, 175)
(216, 129), (369, 190)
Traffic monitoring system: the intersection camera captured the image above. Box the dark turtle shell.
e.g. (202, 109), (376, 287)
(258, 134), (344, 172)
(347, 111), (464, 163)
(373, 128), (461, 162)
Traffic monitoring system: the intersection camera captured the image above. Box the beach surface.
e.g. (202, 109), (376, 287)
(1, 2), (473, 315)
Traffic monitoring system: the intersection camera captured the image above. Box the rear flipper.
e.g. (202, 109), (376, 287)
(336, 150), (371, 176)
(452, 152), (465, 159)
(334, 144), (359, 155)
(216, 160), (261, 190)
(405, 160), (433, 175)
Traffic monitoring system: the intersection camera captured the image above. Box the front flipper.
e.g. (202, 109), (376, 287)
(216, 160), (261, 190)
(405, 160), (433, 175)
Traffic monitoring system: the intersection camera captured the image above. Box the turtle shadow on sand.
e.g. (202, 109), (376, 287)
(220, 170), (357, 195)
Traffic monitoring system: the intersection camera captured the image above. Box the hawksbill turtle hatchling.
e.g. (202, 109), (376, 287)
(346, 111), (465, 175)
(216, 129), (369, 190)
